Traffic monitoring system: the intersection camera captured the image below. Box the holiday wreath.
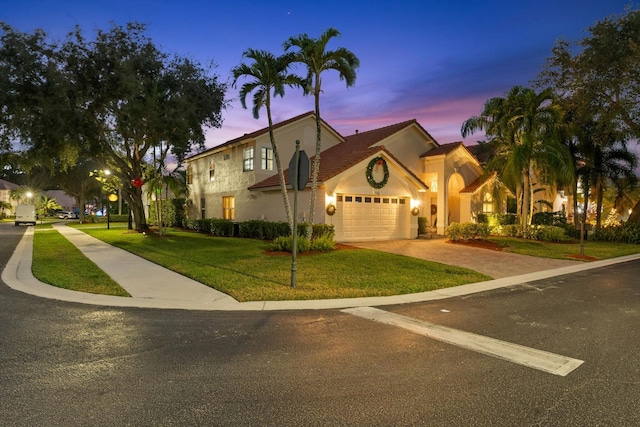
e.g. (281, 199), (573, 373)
(366, 156), (389, 189)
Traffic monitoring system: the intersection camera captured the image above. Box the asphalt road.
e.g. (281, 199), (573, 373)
(1, 223), (639, 426)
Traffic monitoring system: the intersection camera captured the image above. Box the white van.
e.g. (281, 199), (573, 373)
(15, 204), (37, 226)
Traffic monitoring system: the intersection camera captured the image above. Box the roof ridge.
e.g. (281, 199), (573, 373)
(343, 118), (417, 137)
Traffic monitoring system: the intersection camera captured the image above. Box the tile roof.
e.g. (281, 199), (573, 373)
(466, 143), (494, 164)
(0, 179), (20, 191)
(420, 141), (464, 157)
(460, 172), (497, 193)
(185, 111), (342, 160)
(249, 119), (427, 190)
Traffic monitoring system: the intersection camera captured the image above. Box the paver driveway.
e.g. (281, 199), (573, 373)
(347, 238), (582, 279)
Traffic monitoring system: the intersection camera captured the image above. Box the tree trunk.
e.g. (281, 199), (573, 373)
(628, 199), (640, 223)
(306, 91), (322, 241)
(572, 181), (579, 225)
(595, 178), (604, 230)
(123, 186), (147, 232)
(267, 105), (293, 233)
(521, 169), (530, 231)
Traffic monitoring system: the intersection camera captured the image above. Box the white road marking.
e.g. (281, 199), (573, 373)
(342, 306), (584, 377)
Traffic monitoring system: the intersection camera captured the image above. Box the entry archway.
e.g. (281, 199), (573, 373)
(447, 173), (464, 224)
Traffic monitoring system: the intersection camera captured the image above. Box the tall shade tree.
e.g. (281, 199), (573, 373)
(284, 27), (359, 240)
(231, 49), (304, 232)
(0, 22), (79, 170)
(82, 23), (226, 231)
(536, 8), (640, 224)
(462, 86), (573, 230)
(0, 22), (227, 232)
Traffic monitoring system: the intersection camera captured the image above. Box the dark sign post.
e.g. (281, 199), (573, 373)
(289, 140), (310, 287)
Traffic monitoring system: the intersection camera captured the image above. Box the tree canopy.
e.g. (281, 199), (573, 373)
(536, 8), (640, 226)
(284, 27), (359, 239)
(0, 22), (227, 231)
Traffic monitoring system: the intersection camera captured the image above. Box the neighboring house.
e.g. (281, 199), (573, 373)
(0, 179), (79, 216)
(44, 190), (77, 212)
(185, 112), (508, 242)
(0, 179), (21, 215)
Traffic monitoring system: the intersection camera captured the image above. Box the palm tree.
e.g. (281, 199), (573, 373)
(284, 28), (359, 240)
(232, 49), (304, 232)
(37, 194), (62, 217)
(585, 140), (636, 229)
(603, 176), (639, 222)
(462, 86), (573, 231)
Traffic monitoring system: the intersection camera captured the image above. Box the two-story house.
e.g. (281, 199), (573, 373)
(185, 111), (507, 242)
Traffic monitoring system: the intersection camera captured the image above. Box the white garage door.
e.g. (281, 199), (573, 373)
(337, 194), (408, 241)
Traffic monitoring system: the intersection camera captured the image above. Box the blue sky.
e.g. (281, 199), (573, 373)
(1, 0), (635, 150)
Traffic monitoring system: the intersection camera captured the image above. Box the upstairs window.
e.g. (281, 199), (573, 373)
(187, 166), (193, 184)
(243, 147), (254, 172)
(261, 147), (273, 171)
(209, 160), (215, 181)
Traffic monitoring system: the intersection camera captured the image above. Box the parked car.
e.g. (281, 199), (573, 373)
(57, 211), (78, 219)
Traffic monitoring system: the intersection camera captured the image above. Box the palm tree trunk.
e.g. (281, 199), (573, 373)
(628, 199), (640, 223)
(572, 181), (579, 226)
(306, 89), (322, 241)
(267, 106), (293, 233)
(521, 169), (531, 231)
(595, 178), (604, 230)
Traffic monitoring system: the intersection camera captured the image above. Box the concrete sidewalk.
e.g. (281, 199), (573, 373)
(3, 225), (640, 311)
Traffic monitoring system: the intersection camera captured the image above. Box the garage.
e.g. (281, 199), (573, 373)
(334, 194), (409, 241)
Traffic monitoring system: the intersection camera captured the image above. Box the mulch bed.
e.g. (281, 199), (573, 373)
(565, 254), (599, 261)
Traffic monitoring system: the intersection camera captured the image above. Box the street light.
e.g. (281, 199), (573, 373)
(107, 193), (118, 229)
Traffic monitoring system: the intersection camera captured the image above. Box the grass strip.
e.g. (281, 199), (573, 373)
(488, 237), (640, 260)
(32, 228), (130, 297)
(75, 226), (491, 302)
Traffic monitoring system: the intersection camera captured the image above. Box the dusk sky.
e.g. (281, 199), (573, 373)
(1, 0), (636, 151)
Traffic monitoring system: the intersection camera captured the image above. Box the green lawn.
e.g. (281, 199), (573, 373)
(488, 236), (640, 260)
(30, 224), (640, 302)
(59, 224), (491, 301)
(32, 228), (130, 297)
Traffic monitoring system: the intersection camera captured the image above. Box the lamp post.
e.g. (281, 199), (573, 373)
(107, 193), (118, 229)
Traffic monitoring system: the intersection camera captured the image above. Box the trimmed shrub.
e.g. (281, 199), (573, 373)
(532, 211), (567, 227)
(537, 225), (568, 242)
(593, 223), (640, 244)
(445, 222), (489, 241)
(238, 220), (290, 240)
(496, 224), (522, 238)
(209, 218), (234, 237)
(310, 235), (336, 252)
(271, 235), (311, 252)
(418, 217), (428, 234)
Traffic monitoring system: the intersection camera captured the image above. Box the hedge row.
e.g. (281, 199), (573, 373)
(181, 218), (235, 236)
(445, 222), (490, 241)
(84, 214), (129, 223)
(447, 221), (569, 242)
(592, 223), (640, 244)
(492, 224), (569, 242)
(181, 218), (335, 241)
